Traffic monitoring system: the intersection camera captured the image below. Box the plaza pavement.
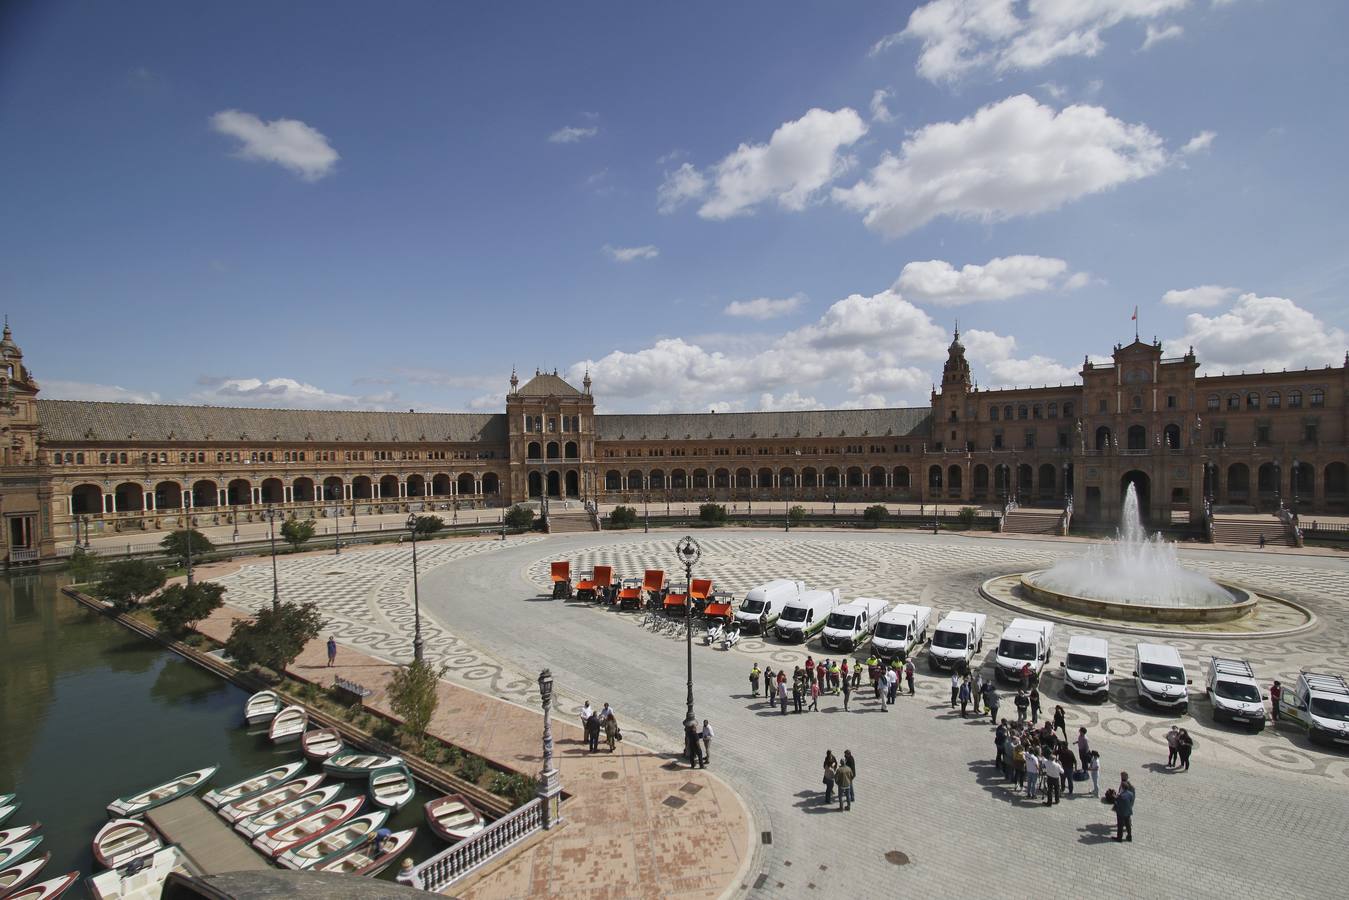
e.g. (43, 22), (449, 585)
(205, 529), (1349, 899)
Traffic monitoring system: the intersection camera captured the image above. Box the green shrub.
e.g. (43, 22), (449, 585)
(788, 505), (807, 525)
(371, 718), (399, 743)
(412, 515), (446, 535)
(504, 505), (535, 530)
(387, 658), (450, 740)
(490, 772), (538, 807)
(698, 503), (727, 524)
(148, 581), (225, 636)
(223, 601), (324, 675)
(159, 530), (215, 567)
(98, 559), (167, 611)
(459, 753), (487, 783)
(66, 547), (104, 584)
(862, 504), (889, 524)
(607, 505), (638, 528)
(958, 506), (978, 529)
(280, 519), (317, 550)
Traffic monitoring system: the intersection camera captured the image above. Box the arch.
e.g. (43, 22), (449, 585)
(649, 469), (666, 490)
(1095, 426), (1112, 451)
(457, 473), (475, 495)
(565, 470), (579, 496)
(564, 441), (579, 460)
(671, 468), (687, 490)
(322, 476), (344, 501)
(260, 477), (285, 504)
(112, 481), (144, 512)
(482, 472), (500, 495)
(993, 465), (1009, 496)
(823, 466), (840, 488)
(778, 467), (796, 489)
(193, 479), (220, 507)
(351, 476), (373, 500)
(869, 465), (886, 488)
(1326, 462), (1347, 498)
(692, 468), (709, 489)
(153, 481), (182, 510)
(1292, 461), (1314, 499)
(547, 470), (561, 497)
(1126, 425), (1147, 450)
(71, 483), (102, 515)
(846, 466), (863, 488)
(293, 477), (315, 502)
(946, 465), (962, 491)
(406, 474), (425, 497)
(973, 464), (989, 495)
(527, 441), (542, 460)
(546, 441), (560, 460)
(758, 467), (774, 489)
(227, 478), (251, 506)
(928, 465), (943, 489)
(1122, 470), (1151, 521)
(628, 469), (645, 491)
(713, 468), (730, 489)
(379, 474), (399, 499)
(605, 470), (622, 492)
(735, 467), (752, 489)
(1017, 464), (1033, 496)
(529, 471), (544, 497)
(431, 473), (452, 496)
(1038, 463), (1055, 496)
(1163, 424), (1181, 450)
(802, 467), (818, 488)
(1257, 463), (1278, 495)
(892, 466), (910, 488)
(1227, 463), (1250, 498)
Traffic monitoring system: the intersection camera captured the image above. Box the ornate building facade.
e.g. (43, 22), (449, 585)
(1, 324), (1345, 562)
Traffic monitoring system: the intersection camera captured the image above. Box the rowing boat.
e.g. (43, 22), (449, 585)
(300, 728), (343, 762)
(3, 870), (80, 900)
(0, 822), (41, 849)
(0, 852), (50, 895)
(424, 794), (485, 843)
(106, 766), (218, 818)
(310, 827), (415, 876)
(91, 819), (161, 869)
(275, 810), (389, 870)
(367, 763), (415, 811)
(0, 800), (19, 827)
(267, 706), (308, 744)
(244, 690), (284, 725)
(323, 751), (401, 779)
(251, 796), (363, 856)
(0, 838), (43, 870)
(203, 762), (305, 809)
(86, 845), (189, 900)
(218, 774), (326, 824)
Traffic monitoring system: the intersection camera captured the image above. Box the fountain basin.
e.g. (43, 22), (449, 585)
(1019, 570), (1257, 624)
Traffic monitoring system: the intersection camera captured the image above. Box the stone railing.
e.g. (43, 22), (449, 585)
(409, 797), (545, 893)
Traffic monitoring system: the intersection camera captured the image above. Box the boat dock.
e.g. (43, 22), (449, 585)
(145, 797), (272, 875)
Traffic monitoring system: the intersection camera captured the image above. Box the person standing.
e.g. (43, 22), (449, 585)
(886, 666), (899, 705)
(1087, 750), (1101, 796)
(1056, 744), (1075, 795)
(327, 635), (338, 667)
(1019, 663), (1031, 691)
(950, 671), (961, 708)
(994, 721), (1007, 774)
(1029, 688), (1042, 722)
(1165, 726), (1180, 767)
(958, 677), (972, 717)
(874, 670), (886, 708)
(841, 671), (852, 711)
(762, 667), (774, 699)
(684, 719), (703, 769)
(904, 658), (916, 696)
(603, 708), (620, 753)
(843, 749), (856, 780)
(1113, 774), (1135, 842)
(1025, 748), (1040, 799)
(750, 664), (761, 698)
(1015, 690), (1029, 722)
(777, 676), (789, 715)
(1076, 727), (1091, 773)
(1177, 729), (1194, 771)
(840, 659), (850, 690)
(580, 701), (597, 753)
(1270, 679), (1282, 723)
(822, 751), (837, 804)
(1053, 705), (1068, 742)
(793, 673), (805, 714)
(834, 761), (854, 811)
(809, 676), (821, 712)
(1042, 754), (1062, 805)
(805, 655), (816, 688)
(970, 677), (982, 713)
(985, 684), (1000, 722)
(700, 719), (714, 765)
(1012, 742), (1026, 789)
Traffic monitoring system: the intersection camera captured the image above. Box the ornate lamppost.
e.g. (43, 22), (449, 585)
(537, 669), (562, 829)
(1291, 457), (1301, 515)
(264, 505), (281, 609)
(675, 537), (701, 731)
(405, 513), (425, 662)
(331, 502), (342, 555)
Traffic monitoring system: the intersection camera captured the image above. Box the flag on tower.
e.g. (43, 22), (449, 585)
(1131, 305), (1138, 321)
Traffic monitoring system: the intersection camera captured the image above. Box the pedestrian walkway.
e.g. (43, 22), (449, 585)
(193, 595), (753, 900)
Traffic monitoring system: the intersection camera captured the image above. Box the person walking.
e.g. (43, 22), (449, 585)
(750, 664), (761, 698)
(822, 751), (837, 804)
(580, 701), (597, 753)
(841, 672), (852, 711)
(805, 655), (816, 688)
(700, 719), (714, 765)
(1025, 748), (1040, 799)
(958, 677), (972, 717)
(603, 708), (620, 753)
(1042, 754), (1062, 805)
(985, 684), (1000, 722)
(1015, 690), (1029, 723)
(1165, 725), (1180, 767)
(1177, 729), (1194, 771)
(834, 762), (854, 811)
(873, 670), (886, 708)
(840, 659), (849, 689)
(950, 671), (961, 708)
(905, 658), (916, 696)
(1076, 727), (1091, 773)
(327, 635), (338, 667)
(777, 677), (789, 715)
(852, 661), (863, 690)
(1053, 705), (1068, 742)
(1270, 679), (1282, 723)
(809, 677), (821, 712)
(1113, 774), (1135, 842)
(684, 719), (704, 769)
(1056, 744), (1076, 795)
(1087, 750), (1101, 796)
(1029, 688), (1042, 722)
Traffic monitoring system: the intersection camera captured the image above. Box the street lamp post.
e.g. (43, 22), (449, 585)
(331, 502), (342, 555)
(537, 669), (562, 828)
(644, 489), (649, 533)
(1292, 458), (1300, 514)
(264, 505), (280, 610)
(405, 513), (425, 663)
(185, 520), (195, 587)
(675, 537), (701, 732)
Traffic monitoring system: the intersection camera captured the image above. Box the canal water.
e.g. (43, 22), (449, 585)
(0, 572), (443, 897)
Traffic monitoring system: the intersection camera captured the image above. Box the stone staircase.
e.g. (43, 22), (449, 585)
(1000, 507), (1065, 536)
(1210, 515), (1296, 547)
(545, 510), (599, 534)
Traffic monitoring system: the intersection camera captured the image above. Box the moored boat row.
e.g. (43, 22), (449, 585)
(0, 793), (77, 899)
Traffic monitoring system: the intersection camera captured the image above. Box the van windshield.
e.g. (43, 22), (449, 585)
(781, 606), (808, 623)
(827, 613), (857, 631)
(875, 622), (908, 641)
(1213, 681), (1260, 702)
(1310, 697), (1349, 721)
(740, 599), (765, 614)
(1139, 663), (1185, 685)
(931, 630), (966, 650)
(1066, 653), (1107, 674)
(999, 639), (1035, 661)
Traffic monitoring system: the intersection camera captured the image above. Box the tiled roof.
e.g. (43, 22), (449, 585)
(36, 400), (507, 444)
(595, 407), (932, 441)
(516, 373), (583, 397)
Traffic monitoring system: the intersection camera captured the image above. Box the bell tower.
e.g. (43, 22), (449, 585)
(0, 321), (54, 563)
(931, 326), (972, 453)
(940, 325), (972, 395)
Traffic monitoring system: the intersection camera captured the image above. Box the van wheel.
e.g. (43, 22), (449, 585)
(976, 640), (983, 653)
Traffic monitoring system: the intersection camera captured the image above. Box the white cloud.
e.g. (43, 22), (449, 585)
(657, 163), (708, 214)
(190, 376), (395, 410)
(756, 390), (825, 411)
(848, 367), (928, 396)
(43, 380), (162, 404)
(840, 393), (889, 410)
(833, 94), (1170, 237)
(870, 88), (895, 123)
(1141, 23), (1184, 50)
(724, 295), (806, 320)
(895, 254), (1085, 305)
(1172, 293), (1348, 372)
(1162, 284), (1237, 308)
(548, 125), (598, 143)
(602, 244), (659, 262)
(885, 0), (1191, 82)
(210, 110), (339, 181)
(697, 107), (868, 219)
(1181, 130), (1216, 155)
(962, 328), (1079, 387)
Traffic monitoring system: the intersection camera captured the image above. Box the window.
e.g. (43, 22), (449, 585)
(1267, 392), (1280, 409)
(993, 434), (1003, 450)
(1032, 404), (1041, 419)
(548, 417), (557, 432)
(1063, 402), (1074, 418)
(1024, 430), (1035, 449)
(1004, 405), (1012, 420)
(1311, 389), (1324, 407)
(1048, 402), (1057, 419)
(990, 406), (999, 421)
(949, 410), (957, 422)
(1207, 395), (1219, 411)
(1227, 395), (1240, 410)
(76, 452), (84, 464)
(1018, 405), (1028, 420)
(1304, 422), (1319, 443)
(1212, 427), (1225, 446)
(1058, 430), (1069, 449)
(1246, 392), (1259, 409)
(1132, 394), (1143, 411)
(1288, 390), (1302, 408)
(1098, 399), (1107, 413)
(1166, 395), (1177, 409)
(1256, 425), (1271, 445)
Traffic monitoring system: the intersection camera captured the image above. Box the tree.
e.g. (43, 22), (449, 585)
(958, 506), (978, 530)
(149, 581), (226, 636)
(412, 515), (445, 535)
(788, 505), (807, 526)
(387, 657), (450, 740)
(280, 518), (317, 550)
(607, 505), (637, 528)
(98, 559), (167, 611)
(66, 547), (103, 584)
(699, 503), (727, 524)
(224, 601), (325, 677)
(863, 504), (889, 524)
(160, 529), (215, 567)
(504, 504), (535, 530)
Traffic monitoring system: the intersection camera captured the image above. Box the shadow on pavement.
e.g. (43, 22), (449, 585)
(1077, 822), (1118, 845)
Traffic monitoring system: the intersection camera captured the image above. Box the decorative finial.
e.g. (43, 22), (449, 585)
(953, 319), (959, 341)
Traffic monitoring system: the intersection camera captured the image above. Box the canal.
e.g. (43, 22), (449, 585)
(0, 571), (442, 897)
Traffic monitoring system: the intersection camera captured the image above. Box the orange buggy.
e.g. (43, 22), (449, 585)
(576, 564), (613, 602)
(642, 569), (667, 608)
(550, 561), (573, 599)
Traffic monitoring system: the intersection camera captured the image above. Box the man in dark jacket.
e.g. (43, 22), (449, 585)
(1113, 775), (1135, 842)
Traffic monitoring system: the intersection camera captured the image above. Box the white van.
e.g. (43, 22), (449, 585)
(1060, 635), (1112, 700)
(994, 618), (1055, 682)
(927, 611), (986, 671)
(776, 588), (840, 643)
(822, 597), (889, 651)
(1206, 657), (1266, 731)
(1132, 643), (1192, 711)
(1280, 671), (1349, 746)
(735, 580), (804, 633)
(870, 604), (932, 661)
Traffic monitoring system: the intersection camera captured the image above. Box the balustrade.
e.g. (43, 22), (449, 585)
(412, 798), (545, 892)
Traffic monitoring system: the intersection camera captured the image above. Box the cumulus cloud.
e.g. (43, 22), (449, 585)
(848, 367), (928, 396)
(43, 380), (162, 404)
(1162, 284), (1237, 308)
(962, 329), (1079, 388)
(833, 94), (1170, 237)
(1171, 293), (1348, 372)
(724, 295), (806, 320)
(657, 163), (708, 214)
(895, 255), (1085, 305)
(882, 0), (1191, 82)
(756, 390), (825, 411)
(1141, 23), (1184, 50)
(1180, 130), (1216, 155)
(602, 244), (659, 262)
(548, 125), (598, 143)
(190, 376), (396, 410)
(693, 107), (868, 219)
(210, 110), (339, 181)
(870, 88), (895, 123)
(839, 393), (889, 410)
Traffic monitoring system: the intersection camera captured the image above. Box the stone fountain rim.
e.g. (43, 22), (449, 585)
(1020, 569), (1255, 614)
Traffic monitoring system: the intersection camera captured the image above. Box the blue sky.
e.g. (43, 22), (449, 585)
(2, 0), (1347, 413)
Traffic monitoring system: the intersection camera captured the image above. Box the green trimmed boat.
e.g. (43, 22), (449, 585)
(107, 765), (218, 818)
(323, 752), (401, 779)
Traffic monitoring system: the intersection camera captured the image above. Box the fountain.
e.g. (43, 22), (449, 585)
(1019, 484), (1256, 623)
